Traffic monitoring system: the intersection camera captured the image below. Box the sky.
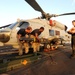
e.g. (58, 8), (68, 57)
(0, 0), (75, 30)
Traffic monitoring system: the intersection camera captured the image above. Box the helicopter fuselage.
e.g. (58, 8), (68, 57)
(0, 18), (71, 48)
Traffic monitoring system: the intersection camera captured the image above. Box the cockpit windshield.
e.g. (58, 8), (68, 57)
(8, 22), (18, 29)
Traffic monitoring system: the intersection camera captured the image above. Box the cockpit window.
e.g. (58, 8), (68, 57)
(8, 22), (18, 29)
(18, 22), (29, 29)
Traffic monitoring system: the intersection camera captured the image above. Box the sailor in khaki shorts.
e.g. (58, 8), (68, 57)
(16, 27), (32, 55)
(30, 27), (44, 55)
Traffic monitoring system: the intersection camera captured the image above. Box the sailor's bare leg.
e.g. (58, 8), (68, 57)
(18, 41), (23, 56)
(16, 35), (23, 56)
(36, 43), (40, 52)
(32, 42), (37, 52)
(19, 43), (23, 55)
(32, 42), (38, 56)
(24, 42), (29, 54)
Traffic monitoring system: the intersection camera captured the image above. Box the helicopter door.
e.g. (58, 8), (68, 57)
(8, 21), (30, 44)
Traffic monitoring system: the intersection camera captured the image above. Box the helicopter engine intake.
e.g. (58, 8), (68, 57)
(0, 33), (10, 43)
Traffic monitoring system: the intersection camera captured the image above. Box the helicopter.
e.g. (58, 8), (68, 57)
(0, 0), (74, 50)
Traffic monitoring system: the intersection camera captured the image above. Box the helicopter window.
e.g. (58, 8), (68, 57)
(18, 22), (29, 29)
(49, 30), (54, 36)
(8, 22), (18, 29)
(55, 30), (60, 35)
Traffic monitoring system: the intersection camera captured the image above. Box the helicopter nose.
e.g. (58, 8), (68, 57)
(0, 34), (10, 43)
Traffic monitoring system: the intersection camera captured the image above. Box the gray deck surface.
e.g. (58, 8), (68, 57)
(1, 44), (75, 75)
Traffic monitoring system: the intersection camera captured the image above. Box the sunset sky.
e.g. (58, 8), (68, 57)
(0, 0), (75, 30)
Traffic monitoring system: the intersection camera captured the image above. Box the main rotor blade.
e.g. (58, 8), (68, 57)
(25, 0), (44, 13)
(57, 12), (75, 16)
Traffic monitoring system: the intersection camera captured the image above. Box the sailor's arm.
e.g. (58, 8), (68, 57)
(67, 27), (75, 34)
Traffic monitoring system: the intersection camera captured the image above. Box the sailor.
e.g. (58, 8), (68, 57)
(30, 27), (44, 55)
(67, 20), (75, 58)
(17, 26), (32, 55)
